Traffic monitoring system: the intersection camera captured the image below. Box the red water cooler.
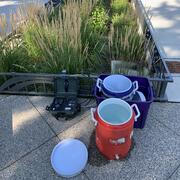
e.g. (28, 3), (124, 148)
(91, 98), (140, 160)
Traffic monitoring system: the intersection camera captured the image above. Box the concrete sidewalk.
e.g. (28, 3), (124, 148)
(141, 0), (180, 61)
(0, 0), (47, 15)
(0, 95), (180, 180)
(0, 0), (48, 35)
(139, 0), (180, 102)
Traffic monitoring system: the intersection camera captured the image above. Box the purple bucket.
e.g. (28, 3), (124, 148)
(96, 75), (138, 100)
(94, 74), (154, 129)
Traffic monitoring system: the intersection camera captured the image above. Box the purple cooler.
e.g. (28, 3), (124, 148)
(94, 74), (154, 129)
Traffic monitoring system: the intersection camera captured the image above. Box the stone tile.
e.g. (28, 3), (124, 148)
(85, 159), (132, 180)
(0, 137), (88, 180)
(28, 96), (91, 135)
(124, 114), (180, 180)
(58, 114), (95, 147)
(166, 76), (180, 102)
(169, 166), (180, 180)
(141, 0), (180, 59)
(149, 102), (180, 135)
(0, 96), (54, 170)
(85, 105), (180, 180)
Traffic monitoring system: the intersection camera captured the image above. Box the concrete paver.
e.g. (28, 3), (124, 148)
(149, 102), (180, 135)
(140, 0), (180, 60)
(166, 75), (180, 102)
(123, 115), (180, 180)
(169, 166), (180, 180)
(28, 96), (90, 135)
(57, 114), (94, 147)
(84, 104), (180, 180)
(0, 137), (88, 180)
(1, 96), (180, 180)
(0, 96), (55, 170)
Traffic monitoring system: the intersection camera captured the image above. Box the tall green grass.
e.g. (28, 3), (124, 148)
(0, 12), (31, 72)
(21, 0), (106, 73)
(0, 0), (149, 75)
(111, 0), (129, 14)
(109, 26), (147, 64)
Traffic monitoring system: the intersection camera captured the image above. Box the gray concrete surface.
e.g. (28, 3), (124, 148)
(170, 167), (180, 180)
(0, 96), (55, 169)
(0, 0), (48, 35)
(141, 0), (180, 61)
(0, 0), (47, 16)
(0, 95), (180, 180)
(139, 0), (180, 102)
(166, 74), (180, 102)
(28, 96), (90, 135)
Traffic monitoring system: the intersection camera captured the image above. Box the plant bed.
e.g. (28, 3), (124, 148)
(0, 0), (149, 75)
(0, 0), (172, 100)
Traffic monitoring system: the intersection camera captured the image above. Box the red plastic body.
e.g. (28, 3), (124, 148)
(94, 110), (135, 160)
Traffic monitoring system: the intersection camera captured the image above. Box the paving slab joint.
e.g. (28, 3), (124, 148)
(83, 171), (92, 180)
(166, 163), (180, 180)
(57, 112), (90, 137)
(27, 97), (60, 138)
(0, 135), (56, 172)
(155, 118), (180, 137)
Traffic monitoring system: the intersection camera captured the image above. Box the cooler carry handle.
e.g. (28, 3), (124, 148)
(90, 108), (98, 126)
(96, 78), (103, 92)
(133, 81), (139, 93)
(131, 104), (140, 122)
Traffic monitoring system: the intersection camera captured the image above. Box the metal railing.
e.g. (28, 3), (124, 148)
(133, 0), (173, 100)
(0, 72), (96, 98)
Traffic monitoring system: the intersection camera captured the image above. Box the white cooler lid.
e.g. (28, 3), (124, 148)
(51, 139), (88, 178)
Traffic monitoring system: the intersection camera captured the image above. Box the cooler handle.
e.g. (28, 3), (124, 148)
(133, 81), (139, 93)
(90, 108), (98, 126)
(131, 104), (140, 122)
(96, 78), (103, 92)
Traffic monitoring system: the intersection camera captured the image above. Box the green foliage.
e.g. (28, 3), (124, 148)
(0, 38), (30, 72)
(112, 13), (136, 29)
(21, 0), (106, 74)
(109, 26), (148, 68)
(111, 0), (129, 14)
(89, 4), (109, 33)
(0, 0), (148, 75)
(109, 0), (148, 73)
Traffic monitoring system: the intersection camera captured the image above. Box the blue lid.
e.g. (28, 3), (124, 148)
(103, 75), (132, 93)
(51, 139), (88, 178)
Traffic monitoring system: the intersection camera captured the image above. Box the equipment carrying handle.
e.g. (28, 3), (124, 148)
(96, 78), (103, 92)
(131, 104), (140, 122)
(90, 108), (98, 126)
(133, 81), (139, 93)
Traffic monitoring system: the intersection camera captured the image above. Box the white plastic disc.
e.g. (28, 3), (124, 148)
(51, 139), (88, 178)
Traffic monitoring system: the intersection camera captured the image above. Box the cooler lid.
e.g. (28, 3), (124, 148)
(103, 75), (132, 93)
(51, 139), (88, 178)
